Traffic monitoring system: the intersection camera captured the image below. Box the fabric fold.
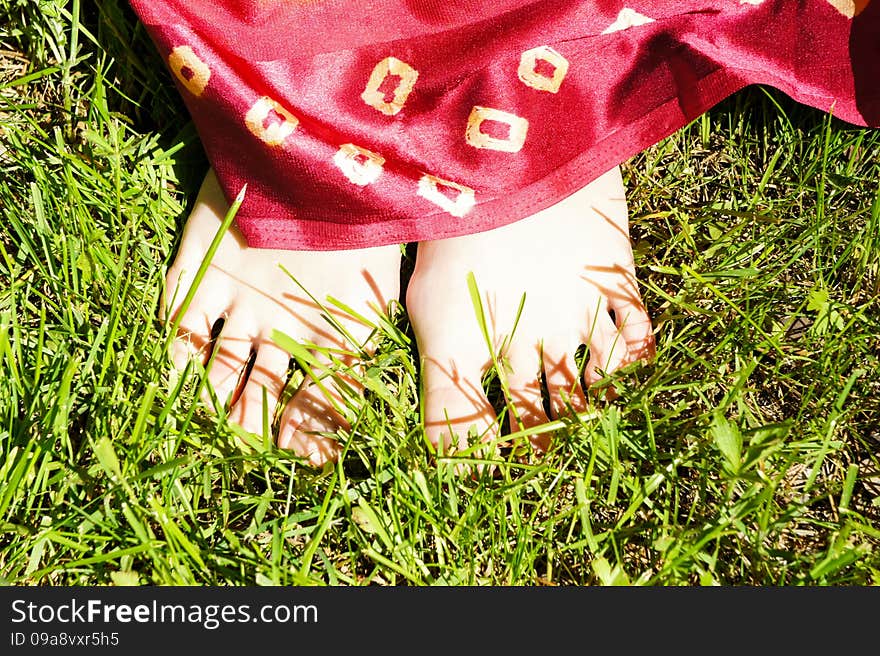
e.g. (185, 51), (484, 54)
(130, 0), (879, 250)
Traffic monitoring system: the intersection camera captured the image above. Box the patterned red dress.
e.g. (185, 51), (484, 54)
(129, 0), (879, 250)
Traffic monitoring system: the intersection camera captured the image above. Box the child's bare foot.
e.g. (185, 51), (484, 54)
(406, 167), (654, 455)
(161, 170), (401, 467)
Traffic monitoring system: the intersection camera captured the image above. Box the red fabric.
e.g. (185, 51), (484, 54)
(130, 0), (880, 250)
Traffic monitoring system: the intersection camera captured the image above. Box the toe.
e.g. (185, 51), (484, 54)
(421, 356), (498, 456)
(275, 343), (362, 467)
(161, 170), (232, 324)
(502, 342), (550, 451)
(163, 260), (198, 326)
(228, 339), (292, 437)
(202, 316), (255, 411)
(276, 371), (349, 468)
(541, 339), (587, 419)
(583, 309), (628, 389)
(609, 295), (656, 362)
(169, 281), (232, 372)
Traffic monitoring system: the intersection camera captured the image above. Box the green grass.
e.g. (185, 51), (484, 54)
(1, 1), (878, 586)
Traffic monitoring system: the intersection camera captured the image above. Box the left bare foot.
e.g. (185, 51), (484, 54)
(406, 166), (655, 455)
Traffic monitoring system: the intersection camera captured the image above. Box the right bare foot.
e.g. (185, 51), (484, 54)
(406, 167), (655, 457)
(162, 170), (401, 467)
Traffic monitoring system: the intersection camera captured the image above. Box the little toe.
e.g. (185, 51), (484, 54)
(228, 340), (292, 437)
(169, 287), (231, 372)
(163, 249), (217, 326)
(609, 296), (656, 362)
(161, 172), (233, 324)
(162, 262), (197, 326)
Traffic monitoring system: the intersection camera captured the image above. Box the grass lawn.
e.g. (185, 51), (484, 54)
(1, 0), (878, 586)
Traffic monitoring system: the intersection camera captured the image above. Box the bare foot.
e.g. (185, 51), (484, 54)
(161, 170), (401, 467)
(406, 166), (655, 456)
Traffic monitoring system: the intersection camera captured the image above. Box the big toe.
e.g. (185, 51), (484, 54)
(420, 355), (498, 458)
(502, 343), (552, 452)
(277, 380), (346, 468)
(275, 349), (362, 467)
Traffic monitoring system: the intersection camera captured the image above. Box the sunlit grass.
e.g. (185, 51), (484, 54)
(1, 0), (877, 586)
